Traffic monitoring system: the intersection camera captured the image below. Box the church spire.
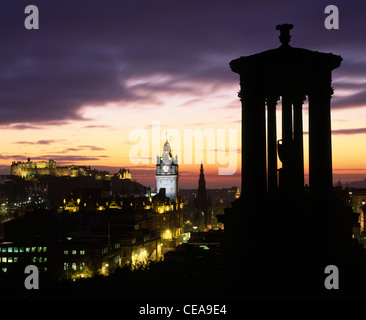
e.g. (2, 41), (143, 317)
(194, 162), (210, 229)
(198, 161), (206, 189)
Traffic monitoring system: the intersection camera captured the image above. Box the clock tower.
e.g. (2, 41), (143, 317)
(156, 140), (178, 201)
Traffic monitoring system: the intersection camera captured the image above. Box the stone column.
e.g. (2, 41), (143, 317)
(241, 84), (267, 198)
(293, 95), (305, 193)
(308, 87), (333, 196)
(278, 95), (293, 193)
(267, 96), (278, 195)
(281, 95), (292, 144)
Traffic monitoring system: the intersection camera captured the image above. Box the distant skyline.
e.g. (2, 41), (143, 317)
(0, 0), (365, 188)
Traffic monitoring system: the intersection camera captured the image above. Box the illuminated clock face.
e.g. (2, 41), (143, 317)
(162, 165), (170, 173)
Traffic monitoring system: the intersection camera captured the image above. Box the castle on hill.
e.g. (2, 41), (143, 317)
(11, 158), (132, 180)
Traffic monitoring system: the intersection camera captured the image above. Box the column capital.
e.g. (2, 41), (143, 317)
(292, 95), (306, 106)
(308, 86), (334, 97)
(266, 96), (280, 107)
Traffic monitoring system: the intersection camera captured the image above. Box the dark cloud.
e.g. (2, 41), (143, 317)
(37, 155), (109, 162)
(0, 123), (41, 130)
(333, 90), (366, 109)
(77, 145), (106, 151)
(81, 125), (112, 129)
(0, 0), (365, 125)
(29, 145), (106, 153)
(332, 128), (366, 135)
(0, 154), (28, 160)
(62, 148), (79, 153)
(14, 139), (65, 145)
(0, 153), (108, 164)
(303, 127), (366, 135)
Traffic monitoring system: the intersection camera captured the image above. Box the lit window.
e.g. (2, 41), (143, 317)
(162, 229), (172, 240)
(1, 267), (7, 273)
(64, 262), (69, 270)
(43, 257), (47, 263)
(25, 247), (30, 253)
(37, 247), (42, 253)
(32, 257), (36, 263)
(8, 247), (12, 253)
(19, 247), (24, 253)
(14, 257), (18, 263)
(14, 247), (18, 253)
(31, 247), (36, 252)
(1, 247), (5, 253)
(80, 250), (85, 255)
(64, 250), (69, 255)
(43, 247), (47, 252)
(72, 250), (77, 255)
(72, 263), (77, 270)
(1, 257), (7, 263)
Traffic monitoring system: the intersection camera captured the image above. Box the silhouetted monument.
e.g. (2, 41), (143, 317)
(225, 24), (366, 298)
(193, 163), (210, 230)
(231, 23), (341, 198)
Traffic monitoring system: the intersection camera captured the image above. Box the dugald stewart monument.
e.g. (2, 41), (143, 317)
(224, 24), (366, 298)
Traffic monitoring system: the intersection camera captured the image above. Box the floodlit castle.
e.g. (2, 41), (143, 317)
(10, 158), (132, 180)
(11, 158), (90, 178)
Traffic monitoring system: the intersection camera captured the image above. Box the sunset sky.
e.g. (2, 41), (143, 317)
(0, 0), (365, 188)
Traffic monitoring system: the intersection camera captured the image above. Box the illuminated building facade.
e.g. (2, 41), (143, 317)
(0, 241), (49, 274)
(11, 158), (132, 181)
(116, 168), (132, 180)
(147, 188), (185, 251)
(58, 230), (161, 279)
(0, 209), (161, 280)
(156, 141), (178, 201)
(11, 158), (90, 179)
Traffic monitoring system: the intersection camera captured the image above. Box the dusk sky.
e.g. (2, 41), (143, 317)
(0, 0), (365, 188)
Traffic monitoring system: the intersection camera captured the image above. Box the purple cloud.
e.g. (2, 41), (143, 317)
(0, 0), (364, 126)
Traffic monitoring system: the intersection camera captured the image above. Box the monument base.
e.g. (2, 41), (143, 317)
(223, 192), (366, 298)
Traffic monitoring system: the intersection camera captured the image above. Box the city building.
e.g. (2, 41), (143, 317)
(345, 188), (366, 244)
(10, 158), (132, 181)
(116, 168), (132, 180)
(346, 188), (366, 215)
(155, 140), (178, 201)
(58, 229), (161, 279)
(0, 241), (49, 275)
(11, 158), (86, 178)
(0, 209), (162, 280)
